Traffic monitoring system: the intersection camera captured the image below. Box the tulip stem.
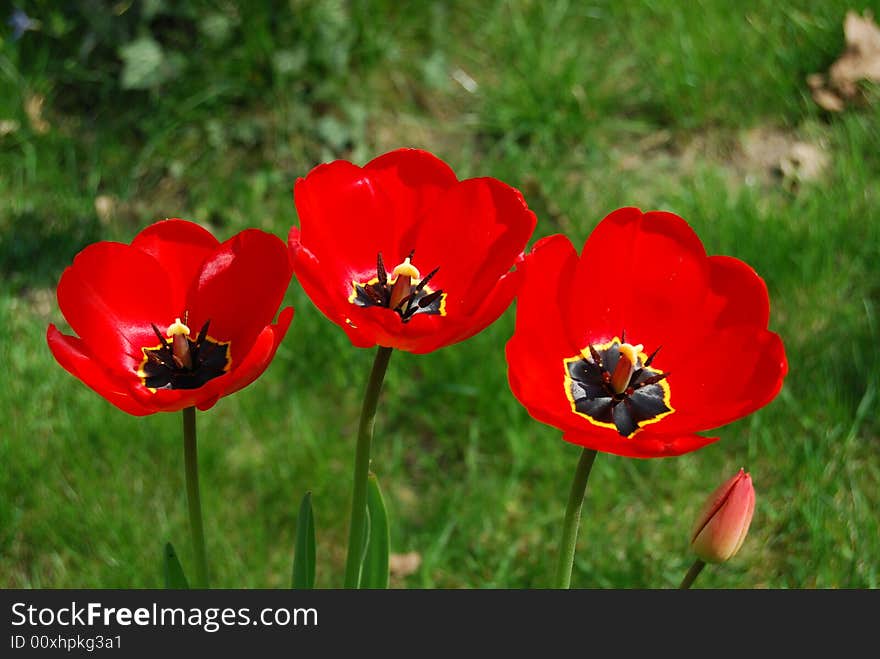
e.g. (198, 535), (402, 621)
(679, 559), (706, 589)
(343, 346), (394, 588)
(554, 447), (598, 589)
(182, 406), (209, 588)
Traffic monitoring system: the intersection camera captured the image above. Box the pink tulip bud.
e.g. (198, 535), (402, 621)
(690, 469), (755, 563)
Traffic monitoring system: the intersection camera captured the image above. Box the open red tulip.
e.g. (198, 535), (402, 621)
(288, 148), (537, 353)
(47, 219), (294, 415)
(506, 207), (788, 458)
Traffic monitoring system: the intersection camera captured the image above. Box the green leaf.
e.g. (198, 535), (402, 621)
(359, 473), (390, 589)
(291, 491), (316, 589)
(163, 542), (189, 589)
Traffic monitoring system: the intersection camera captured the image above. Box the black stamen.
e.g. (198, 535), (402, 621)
(364, 284), (387, 305)
(141, 314), (230, 391)
(414, 266), (440, 294)
(199, 341), (217, 359)
(566, 337), (671, 438)
(393, 293), (414, 313)
(634, 372), (670, 388)
(644, 345), (662, 367)
(149, 323), (175, 362)
(351, 250), (446, 322)
(377, 252), (387, 283)
(418, 290), (444, 308)
(146, 350), (170, 368)
(189, 320), (208, 364)
(196, 320), (211, 345)
(151, 323), (167, 345)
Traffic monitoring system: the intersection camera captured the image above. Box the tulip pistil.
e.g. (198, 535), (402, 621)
(167, 317), (193, 370)
(138, 314), (231, 391)
(350, 251), (447, 322)
(563, 335), (673, 437)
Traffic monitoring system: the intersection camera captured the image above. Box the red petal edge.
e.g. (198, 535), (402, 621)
(47, 325), (155, 416)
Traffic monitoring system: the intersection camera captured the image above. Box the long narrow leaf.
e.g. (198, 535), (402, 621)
(291, 491), (316, 589)
(359, 472), (390, 589)
(163, 542), (189, 589)
(354, 504), (371, 588)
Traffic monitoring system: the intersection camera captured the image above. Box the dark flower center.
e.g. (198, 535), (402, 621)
(350, 251), (446, 322)
(563, 335), (673, 437)
(138, 315), (230, 390)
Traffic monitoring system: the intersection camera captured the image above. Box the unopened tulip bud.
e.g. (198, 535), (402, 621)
(690, 468), (755, 563)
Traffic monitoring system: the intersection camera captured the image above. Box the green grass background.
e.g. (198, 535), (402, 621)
(1, 0), (878, 588)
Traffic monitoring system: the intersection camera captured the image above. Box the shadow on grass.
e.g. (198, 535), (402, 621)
(0, 209), (101, 292)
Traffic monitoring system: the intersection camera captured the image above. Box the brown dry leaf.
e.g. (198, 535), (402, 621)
(810, 84), (847, 112)
(25, 94), (50, 134)
(779, 142), (829, 184)
(26, 288), (55, 319)
(0, 119), (20, 136)
(94, 195), (117, 225)
(807, 74), (846, 111)
(389, 551), (422, 578)
(738, 127), (829, 186)
(808, 10), (880, 111)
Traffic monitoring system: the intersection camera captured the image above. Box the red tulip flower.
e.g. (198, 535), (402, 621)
(47, 219), (294, 416)
(506, 207), (788, 458)
(691, 469), (756, 563)
(288, 148), (537, 353)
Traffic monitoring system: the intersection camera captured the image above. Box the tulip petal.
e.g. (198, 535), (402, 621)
(704, 255), (770, 329)
(131, 218), (220, 313)
(56, 241), (176, 373)
(413, 178), (536, 314)
(345, 305), (443, 352)
(214, 306), (295, 400)
(691, 470), (743, 541)
(128, 373), (228, 413)
(288, 233), (356, 335)
(139, 306), (292, 414)
(47, 325), (155, 416)
(187, 229), (292, 366)
(289, 236), (423, 350)
(565, 208), (711, 362)
(293, 160), (397, 283)
(654, 327), (787, 434)
(364, 148), (459, 256)
(411, 264), (522, 354)
(506, 235), (582, 430)
(562, 427), (718, 458)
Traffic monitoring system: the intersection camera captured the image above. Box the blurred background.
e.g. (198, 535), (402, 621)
(1, 0), (878, 588)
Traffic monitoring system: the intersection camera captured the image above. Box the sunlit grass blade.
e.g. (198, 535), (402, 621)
(163, 542), (189, 589)
(291, 491), (316, 589)
(359, 472), (390, 589)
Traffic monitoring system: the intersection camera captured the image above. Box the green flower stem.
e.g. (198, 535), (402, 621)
(554, 447), (598, 589)
(343, 346), (394, 588)
(679, 559), (706, 589)
(182, 406), (209, 588)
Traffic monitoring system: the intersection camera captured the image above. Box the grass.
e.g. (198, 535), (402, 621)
(1, 0), (878, 588)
